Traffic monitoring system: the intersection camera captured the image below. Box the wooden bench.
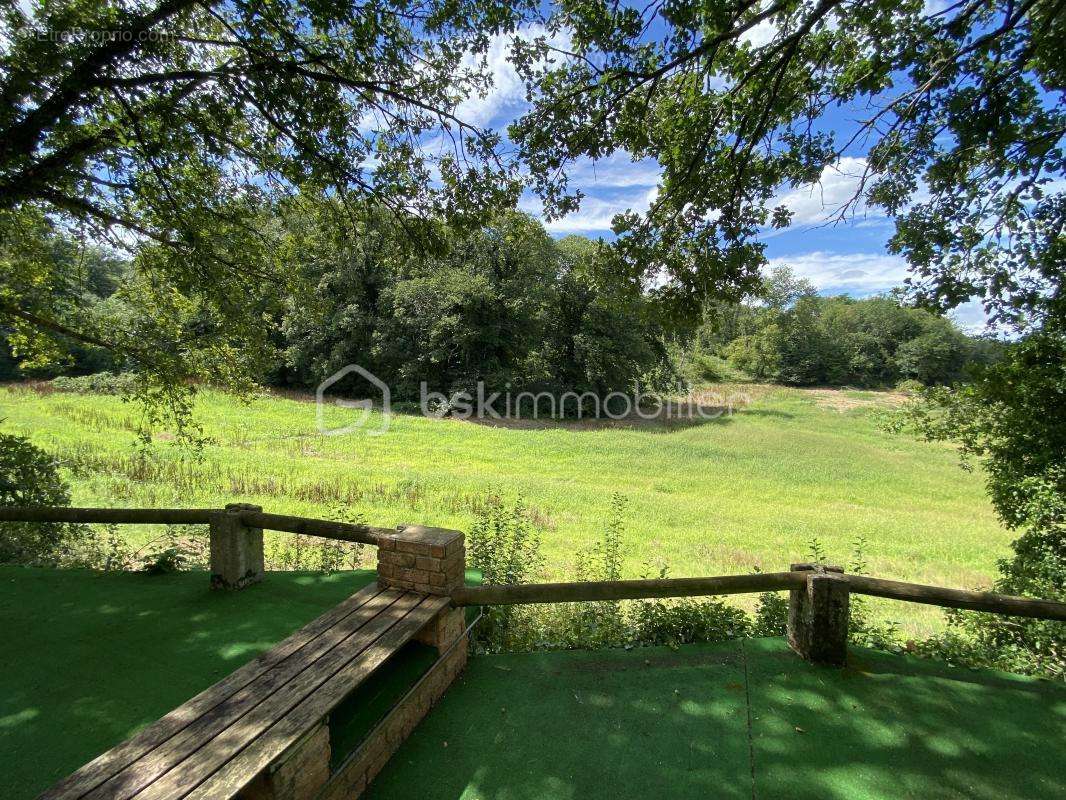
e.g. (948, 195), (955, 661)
(40, 524), (469, 800)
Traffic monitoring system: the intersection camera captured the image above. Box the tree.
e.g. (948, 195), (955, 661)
(375, 211), (558, 399)
(512, 0), (1063, 330)
(894, 317), (973, 385)
(1, 0), (529, 423)
(278, 208), (668, 404)
(897, 332), (1066, 676)
(720, 293), (984, 387)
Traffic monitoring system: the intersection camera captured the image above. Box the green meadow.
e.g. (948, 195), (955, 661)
(0, 382), (1011, 636)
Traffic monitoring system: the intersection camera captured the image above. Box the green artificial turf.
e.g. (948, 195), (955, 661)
(0, 566), (378, 800)
(366, 639), (1066, 800)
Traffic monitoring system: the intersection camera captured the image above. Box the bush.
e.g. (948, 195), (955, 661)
(466, 495), (545, 651)
(51, 371), (137, 395)
(0, 432), (87, 564)
(629, 594), (751, 648)
(894, 378), (924, 394)
(888, 334), (1066, 678)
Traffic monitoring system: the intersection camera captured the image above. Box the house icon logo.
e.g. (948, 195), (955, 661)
(315, 365), (391, 436)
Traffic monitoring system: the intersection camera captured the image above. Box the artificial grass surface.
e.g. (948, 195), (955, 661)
(366, 639), (1066, 800)
(0, 566), (378, 800)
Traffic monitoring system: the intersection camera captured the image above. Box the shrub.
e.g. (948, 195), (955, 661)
(466, 495), (544, 651)
(0, 432), (87, 564)
(51, 371), (137, 395)
(629, 593), (751, 648)
(894, 378), (924, 394)
(751, 591), (789, 637)
(888, 334), (1066, 678)
(139, 525), (210, 574)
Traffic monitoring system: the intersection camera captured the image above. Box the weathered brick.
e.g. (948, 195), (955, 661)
(241, 723), (330, 800)
(380, 551), (416, 568)
(318, 618), (470, 798)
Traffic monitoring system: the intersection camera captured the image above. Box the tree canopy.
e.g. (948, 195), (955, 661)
(2, 0), (1063, 416)
(1, 0), (529, 411)
(513, 0), (1064, 327)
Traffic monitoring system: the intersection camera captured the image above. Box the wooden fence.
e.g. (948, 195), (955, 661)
(3, 504), (1064, 666)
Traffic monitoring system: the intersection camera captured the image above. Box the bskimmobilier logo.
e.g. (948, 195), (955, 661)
(316, 365), (392, 436)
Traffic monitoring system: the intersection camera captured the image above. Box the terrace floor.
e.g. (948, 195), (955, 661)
(3, 567), (1065, 800)
(367, 640), (1066, 800)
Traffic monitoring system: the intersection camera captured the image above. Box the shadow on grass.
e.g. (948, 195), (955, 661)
(448, 403), (742, 433)
(366, 639), (1066, 800)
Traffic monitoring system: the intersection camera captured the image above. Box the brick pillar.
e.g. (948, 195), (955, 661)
(377, 524), (467, 655)
(376, 524), (464, 596)
(209, 503), (264, 590)
(788, 563), (849, 666)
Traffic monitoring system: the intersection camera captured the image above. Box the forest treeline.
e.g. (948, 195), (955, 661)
(2, 202), (996, 399)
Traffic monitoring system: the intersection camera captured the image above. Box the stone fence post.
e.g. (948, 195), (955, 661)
(209, 503), (265, 590)
(787, 562), (850, 666)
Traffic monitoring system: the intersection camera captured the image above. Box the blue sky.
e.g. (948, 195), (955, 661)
(455, 24), (991, 332)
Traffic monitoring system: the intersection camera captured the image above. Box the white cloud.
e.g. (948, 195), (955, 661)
(948, 299), (993, 334)
(455, 26), (571, 127)
(741, 17), (779, 48)
(772, 156), (880, 227)
(520, 185), (657, 233)
(766, 250), (909, 295)
(564, 152), (663, 189)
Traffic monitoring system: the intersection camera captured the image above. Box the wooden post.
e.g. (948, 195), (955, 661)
(788, 562), (849, 666)
(209, 503), (265, 590)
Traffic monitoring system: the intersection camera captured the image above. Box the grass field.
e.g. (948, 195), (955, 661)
(0, 382), (1011, 635)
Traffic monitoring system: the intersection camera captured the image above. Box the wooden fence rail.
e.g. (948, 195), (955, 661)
(843, 574), (1066, 621)
(0, 507), (217, 525)
(3, 505), (1065, 627)
(237, 511), (387, 545)
(0, 506), (385, 545)
(453, 573), (1066, 622)
(451, 572), (804, 606)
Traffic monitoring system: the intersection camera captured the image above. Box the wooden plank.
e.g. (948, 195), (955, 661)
(237, 512), (390, 546)
(185, 595), (450, 800)
(38, 583), (386, 800)
(83, 589), (403, 800)
(134, 593), (438, 800)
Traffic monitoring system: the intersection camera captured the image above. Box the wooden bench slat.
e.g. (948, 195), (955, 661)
(131, 592), (435, 800)
(84, 589), (404, 800)
(38, 583), (387, 800)
(185, 595), (450, 800)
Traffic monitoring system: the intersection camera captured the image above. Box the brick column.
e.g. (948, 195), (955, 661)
(209, 503), (264, 590)
(376, 524), (464, 596)
(787, 562), (850, 666)
(377, 524), (466, 653)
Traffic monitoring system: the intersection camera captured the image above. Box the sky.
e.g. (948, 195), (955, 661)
(459, 24), (992, 332)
